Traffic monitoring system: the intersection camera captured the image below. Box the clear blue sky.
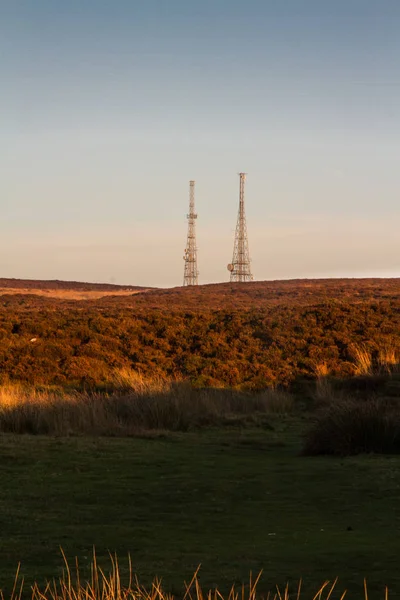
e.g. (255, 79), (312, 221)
(1, 0), (400, 286)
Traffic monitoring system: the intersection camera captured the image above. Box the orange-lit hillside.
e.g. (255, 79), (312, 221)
(1, 278), (400, 388)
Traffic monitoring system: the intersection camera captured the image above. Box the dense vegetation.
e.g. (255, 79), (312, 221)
(1, 278), (400, 388)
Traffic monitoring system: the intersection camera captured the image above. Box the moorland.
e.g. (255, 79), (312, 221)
(1, 278), (400, 599)
(1, 278), (400, 388)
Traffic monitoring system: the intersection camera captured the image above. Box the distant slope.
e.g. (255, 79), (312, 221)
(0, 278), (150, 291)
(1, 277), (400, 308)
(93, 278), (400, 310)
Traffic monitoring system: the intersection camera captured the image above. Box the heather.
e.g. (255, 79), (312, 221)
(2, 279), (400, 389)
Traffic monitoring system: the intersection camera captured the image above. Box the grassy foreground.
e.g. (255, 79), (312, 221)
(0, 422), (399, 598)
(0, 558), (389, 600)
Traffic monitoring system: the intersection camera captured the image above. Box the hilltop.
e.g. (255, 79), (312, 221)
(0, 278), (152, 301)
(1, 277), (400, 309)
(95, 277), (400, 309)
(0, 277), (144, 291)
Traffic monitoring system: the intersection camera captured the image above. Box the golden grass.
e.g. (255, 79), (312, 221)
(349, 345), (373, 376)
(0, 379), (293, 436)
(0, 552), (388, 600)
(378, 344), (400, 373)
(0, 288), (148, 301)
(111, 368), (174, 394)
(312, 362), (330, 379)
(349, 343), (400, 376)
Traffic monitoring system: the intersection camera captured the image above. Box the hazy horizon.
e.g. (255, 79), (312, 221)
(2, 1), (400, 287)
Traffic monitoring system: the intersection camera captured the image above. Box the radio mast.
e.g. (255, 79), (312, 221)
(183, 180), (199, 286)
(227, 173), (253, 282)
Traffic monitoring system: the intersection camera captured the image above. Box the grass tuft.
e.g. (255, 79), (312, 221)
(349, 345), (373, 376)
(111, 368), (174, 394)
(377, 345), (400, 373)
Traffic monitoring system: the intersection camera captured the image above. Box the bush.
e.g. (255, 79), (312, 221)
(303, 398), (400, 456)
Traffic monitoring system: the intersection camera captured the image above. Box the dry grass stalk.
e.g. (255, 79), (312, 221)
(0, 553), (389, 600)
(349, 345), (372, 376)
(0, 382), (293, 436)
(312, 363), (329, 379)
(111, 368), (174, 394)
(349, 343), (399, 376)
(0, 552), (389, 600)
(377, 345), (399, 373)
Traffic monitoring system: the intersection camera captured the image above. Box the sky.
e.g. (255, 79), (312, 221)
(1, 0), (400, 287)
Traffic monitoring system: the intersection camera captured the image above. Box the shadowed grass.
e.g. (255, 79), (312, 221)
(0, 430), (399, 597)
(303, 397), (400, 456)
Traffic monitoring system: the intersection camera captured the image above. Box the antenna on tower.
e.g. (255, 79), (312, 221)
(227, 173), (253, 282)
(183, 180), (199, 286)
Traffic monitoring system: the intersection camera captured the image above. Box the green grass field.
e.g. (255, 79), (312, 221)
(0, 418), (399, 598)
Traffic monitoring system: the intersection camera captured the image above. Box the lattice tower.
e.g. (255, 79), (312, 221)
(227, 173), (253, 282)
(183, 180), (199, 286)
